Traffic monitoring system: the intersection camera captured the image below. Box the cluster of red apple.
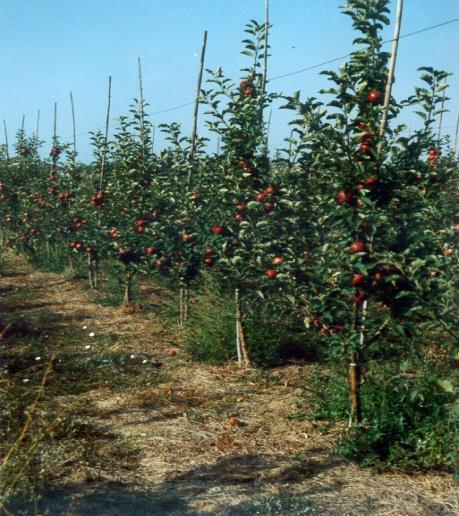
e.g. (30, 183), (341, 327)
(427, 148), (441, 166)
(239, 79), (255, 97)
(90, 191), (105, 208)
(310, 316), (344, 336)
(336, 176), (377, 206)
(357, 122), (373, 155)
(50, 146), (61, 158)
(238, 159), (256, 176)
(58, 191), (72, 202)
(71, 216), (88, 230)
(134, 218), (147, 234)
(265, 255), (284, 280)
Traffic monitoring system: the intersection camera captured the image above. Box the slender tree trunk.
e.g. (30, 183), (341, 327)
(88, 255), (95, 289)
(124, 269), (133, 304)
(235, 288), (251, 368)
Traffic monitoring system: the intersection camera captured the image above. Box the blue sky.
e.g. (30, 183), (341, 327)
(1, 0), (458, 162)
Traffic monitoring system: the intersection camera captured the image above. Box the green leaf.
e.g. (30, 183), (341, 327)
(437, 379), (454, 393)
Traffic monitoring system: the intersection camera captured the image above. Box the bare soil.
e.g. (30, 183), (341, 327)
(1, 252), (457, 515)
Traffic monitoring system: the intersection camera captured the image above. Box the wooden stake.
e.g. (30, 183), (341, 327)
(138, 57), (146, 153)
(379, 0), (404, 140)
(261, 0), (269, 98)
(235, 289), (243, 365)
(70, 91), (77, 170)
(453, 113), (459, 160)
(3, 120), (9, 160)
(53, 102), (57, 142)
(349, 351), (361, 425)
(187, 30), (208, 187)
(36, 109), (40, 138)
(100, 76), (112, 191)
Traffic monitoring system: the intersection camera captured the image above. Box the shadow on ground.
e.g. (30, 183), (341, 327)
(3, 452), (343, 515)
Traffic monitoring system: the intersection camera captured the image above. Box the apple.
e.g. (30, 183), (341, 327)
(146, 247), (156, 255)
(203, 257), (215, 266)
(167, 349), (177, 357)
(272, 256), (284, 265)
(155, 259), (164, 268)
(263, 202), (274, 212)
(81, 218), (88, 225)
(211, 225), (223, 235)
(364, 176), (377, 187)
(181, 233), (193, 243)
(142, 179), (150, 187)
(265, 269), (277, 279)
(239, 80), (251, 89)
(350, 241), (366, 253)
(75, 242), (83, 251)
(366, 90), (382, 103)
(453, 223), (459, 234)
(264, 185), (277, 195)
(204, 247), (215, 256)
(255, 192), (267, 202)
(244, 87), (254, 96)
(352, 273), (366, 286)
(235, 213), (243, 223)
(353, 292), (366, 304)
(337, 191), (352, 205)
(227, 417), (240, 427)
(236, 203), (246, 212)
(359, 143), (371, 154)
(190, 193), (201, 201)
(50, 146), (61, 157)
(86, 247), (96, 254)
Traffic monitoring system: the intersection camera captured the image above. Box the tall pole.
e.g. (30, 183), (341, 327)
(70, 91), (77, 170)
(35, 110), (40, 139)
(261, 0), (269, 98)
(187, 30), (208, 187)
(453, 113), (459, 160)
(437, 85), (447, 143)
(3, 120), (9, 160)
(379, 0), (404, 140)
(138, 58), (146, 153)
(99, 76), (112, 191)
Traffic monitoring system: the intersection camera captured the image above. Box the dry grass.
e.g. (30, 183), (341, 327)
(0, 251), (457, 515)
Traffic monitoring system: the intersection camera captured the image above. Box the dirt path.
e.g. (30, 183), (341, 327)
(1, 253), (457, 515)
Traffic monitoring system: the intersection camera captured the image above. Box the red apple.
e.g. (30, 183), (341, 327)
(263, 202), (274, 212)
(203, 257), (215, 266)
(146, 247), (156, 255)
(255, 192), (267, 202)
(366, 90), (382, 103)
(272, 256), (284, 265)
(337, 191), (352, 205)
(211, 225), (223, 235)
(265, 269), (277, 279)
(352, 273), (366, 286)
(204, 247), (215, 256)
(359, 143), (371, 154)
(350, 241), (366, 253)
(353, 292), (366, 304)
